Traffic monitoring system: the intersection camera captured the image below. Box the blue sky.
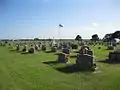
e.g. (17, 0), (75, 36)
(1, 0), (120, 39)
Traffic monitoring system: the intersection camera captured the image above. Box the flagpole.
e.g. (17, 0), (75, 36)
(58, 24), (63, 41)
(58, 24), (60, 41)
(58, 26), (61, 41)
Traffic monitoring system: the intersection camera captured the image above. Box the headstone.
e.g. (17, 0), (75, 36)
(76, 45), (96, 70)
(51, 46), (57, 52)
(109, 51), (120, 62)
(113, 43), (117, 47)
(41, 45), (46, 51)
(71, 44), (78, 49)
(38, 44), (41, 48)
(87, 50), (93, 56)
(16, 45), (20, 51)
(22, 45), (27, 52)
(28, 48), (34, 54)
(108, 45), (114, 50)
(62, 48), (70, 54)
(8, 43), (11, 46)
(79, 45), (90, 54)
(35, 45), (39, 51)
(5, 41), (8, 44)
(98, 47), (101, 49)
(58, 44), (62, 50)
(57, 53), (69, 63)
(62, 44), (67, 48)
(76, 54), (94, 70)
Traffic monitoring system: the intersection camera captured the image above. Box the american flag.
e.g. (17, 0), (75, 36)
(59, 24), (63, 27)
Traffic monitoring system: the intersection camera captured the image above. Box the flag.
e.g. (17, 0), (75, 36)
(59, 24), (63, 27)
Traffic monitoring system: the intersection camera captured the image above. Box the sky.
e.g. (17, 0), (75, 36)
(0, 0), (120, 39)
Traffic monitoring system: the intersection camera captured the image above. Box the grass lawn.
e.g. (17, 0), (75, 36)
(0, 45), (120, 90)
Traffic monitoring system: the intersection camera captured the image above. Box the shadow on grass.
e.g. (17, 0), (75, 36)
(55, 64), (93, 74)
(21, 52), (29, 54)
(105, 48), (114, 51)
(9, 49), (21, 53)
(43, 61), (94, 74)
(98, 59), (120, 64)
(70, 55), (77, 58)
(21, 52), (34, 55)
(45, 51), (52, 53)
(45, 51), (56, 53)
(54, 53), (61, 55)
(43, 61), (60, 66)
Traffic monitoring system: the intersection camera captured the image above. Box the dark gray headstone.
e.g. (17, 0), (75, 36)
(109, 52), (120, 62)
(76, 54), (94, 70)
(57, 53), (69, 63)
(62, 48), (70, 54)
(28, 48), (34, 54)
(41, 45), (46, 51)
(22, 45), (27, 52)
(35, 45), (39, 51)
(108, 45), (114, 50)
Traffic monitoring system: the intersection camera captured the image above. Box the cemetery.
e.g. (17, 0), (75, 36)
(2, 0), (120, 89)
(0, 31), (120, 90)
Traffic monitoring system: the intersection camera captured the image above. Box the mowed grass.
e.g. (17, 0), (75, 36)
(0, 46), (120, 90)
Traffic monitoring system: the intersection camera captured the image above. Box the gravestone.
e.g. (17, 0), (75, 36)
(71, 44), (78, 49)
(38, 44), (41, 48)
(28, 48), (34, 54)
(76, 45), (96, 70)
(87, 50), (93, 56)
(41, 45), (46, 51)
(62, 44), (67, 49)
(62, 48), (70, 54)
(8, 43), (11, 46)
(51, 46), (57, 52)
(35, 45), (39, 51)
(98, 47), (101, 49)
(16, 45), (20, 51)
(76, 54), (94, 70)
(109, 51), (120, 62)
(113, 43), (117, 47)
(58, 45), (62, 50)
(68, 45), (72, 52)
(108, 45), (114, 50)
(22, 45), (27, 52)
(57, 53), (69, 63)
(57, 47), (70, 63)
(79, 45), (90, 54)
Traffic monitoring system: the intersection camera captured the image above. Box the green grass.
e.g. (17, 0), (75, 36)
(0, 45), (120, 90)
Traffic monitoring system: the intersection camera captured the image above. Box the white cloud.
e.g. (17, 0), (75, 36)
(92, 22), (99, 27)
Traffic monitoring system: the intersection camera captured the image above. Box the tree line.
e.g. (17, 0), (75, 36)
(75, 30), (120, 42)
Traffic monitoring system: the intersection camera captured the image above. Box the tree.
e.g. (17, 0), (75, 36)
(91, 34), (99, 41)
(102, 33), (113, 42)
(34, 38), (40, 41)
(75, 35), (82, 41)
(111, 31), (120, 39)
(103, 31), (120, 42)
(47, 38), (52, 41)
